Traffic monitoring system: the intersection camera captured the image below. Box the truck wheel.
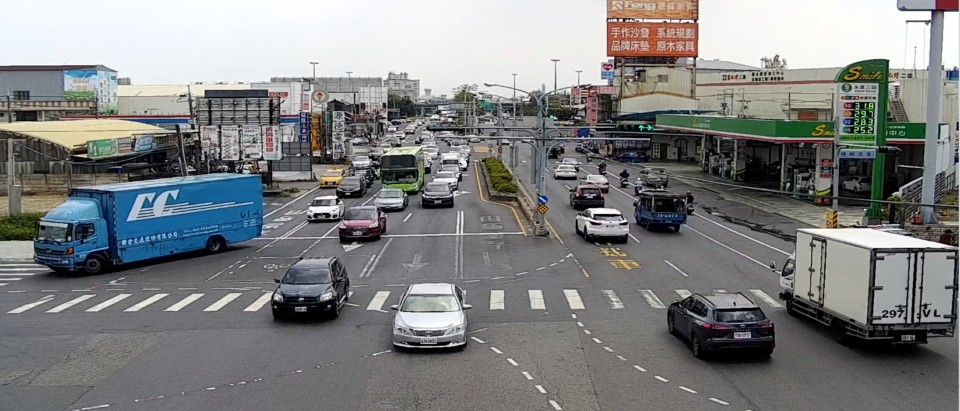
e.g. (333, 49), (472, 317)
(785, 300), (797, 316)
(206, 236), (226, 254)
(673, 224), (681, 232)
(832, 320), (850, 345)
(82, 255), (106, 275)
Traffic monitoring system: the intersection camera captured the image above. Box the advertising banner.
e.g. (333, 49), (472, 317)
(262, 125), (282, 160)
(607, 0), (699, 19)
(116, 137), (133, 154)
(96, 70), (118, 114)
(601, 62), (615, 80)
(64, 70), (97, 101)
(586, 97), (599, 125)
(298, 112), (311, 143)
(607, 22), (698, 57)
(241, 125), (262, 159)
(220, 125), (241, 161)
(200, 125), (219, 157)
(87, 139), (118, 159)
(134, 134), (155, 152)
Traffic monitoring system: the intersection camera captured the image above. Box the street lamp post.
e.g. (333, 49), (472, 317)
(574, 70), (583, 105)
(346, 71), (353, 79)
(309, 61), (318, 79)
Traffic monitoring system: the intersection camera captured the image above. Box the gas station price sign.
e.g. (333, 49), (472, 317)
(835, 82), (880, 144)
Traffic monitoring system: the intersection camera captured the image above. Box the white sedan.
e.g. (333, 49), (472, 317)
(306, 196), (345, 222)
(560, 157), (581, 171)
(433, 171), (459, 191)
(843, 176), (871, 193)
(574, 208), (629, 243)
(554, 164), (578, 179)
(581, 174), (610, 193)
(351, 155), (371, 168)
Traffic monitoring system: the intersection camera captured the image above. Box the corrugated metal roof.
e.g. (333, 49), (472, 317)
(119, 84), (252, 97)
(0, 119), (172, 149)
(0, 64), (116, 72)
(687, 58), (760, 71)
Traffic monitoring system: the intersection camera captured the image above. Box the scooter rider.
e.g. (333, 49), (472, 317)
(598, 161), (607, 174)
(619, 169), (630, 181)
(685, 191), (694, 205)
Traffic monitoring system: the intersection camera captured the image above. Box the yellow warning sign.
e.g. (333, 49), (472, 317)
(537, 204), (549, 215)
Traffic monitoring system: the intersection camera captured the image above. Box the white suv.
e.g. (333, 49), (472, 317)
(574, 208), (629, 243)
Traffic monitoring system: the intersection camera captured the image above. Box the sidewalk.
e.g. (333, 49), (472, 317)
(0, 241), (35, 261)
(600, 159), (864, 228)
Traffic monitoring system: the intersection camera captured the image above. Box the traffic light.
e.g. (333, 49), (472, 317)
(614, 124), (655, 132)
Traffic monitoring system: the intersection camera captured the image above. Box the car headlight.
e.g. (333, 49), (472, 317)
(446, 325), (465, 335)
(272, 292), (285, 303)
(369, 221), (379, 228)
(318, 290), (335, 302)
(338, 223), (347, 229)
(395, 326), (414, 336)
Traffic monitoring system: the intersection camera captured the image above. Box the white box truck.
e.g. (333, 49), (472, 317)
(772, 228), (958, 344)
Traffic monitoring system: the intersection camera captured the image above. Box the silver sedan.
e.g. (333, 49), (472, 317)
(391, 283), (471, 350)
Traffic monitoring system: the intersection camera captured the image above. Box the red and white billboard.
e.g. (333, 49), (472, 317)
(897, 0), (958, 10)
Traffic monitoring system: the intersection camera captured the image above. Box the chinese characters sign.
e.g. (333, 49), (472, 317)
(262, 125), (282, 160)
(607, 22), (698, 57)
(220, 125), (241, 161)
(607, 0), (699, 19)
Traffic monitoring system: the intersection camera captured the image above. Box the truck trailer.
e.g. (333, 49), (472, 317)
(34, 174), (263, 274)
(773, 228), (958, 344)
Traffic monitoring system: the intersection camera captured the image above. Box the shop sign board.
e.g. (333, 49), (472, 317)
(220, 125), (241, 161)
(607, 0), (699, 19)
(133, 134), (154, 152)
(241, 125), (262, 159)
(87, 139), (117, 159)
(833, 59), (890, 146)
(601, 62), (615, 80)
(298, 112), (311, 143)
(655, 114), (922, 142)
(262, 125), (282, 160)
(200, 125), (219, 157)
(607, 22), (698, 58)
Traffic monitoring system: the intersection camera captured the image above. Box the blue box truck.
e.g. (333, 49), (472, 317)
(34, 174), (263, 274)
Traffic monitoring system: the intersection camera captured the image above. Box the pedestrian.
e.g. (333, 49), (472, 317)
(940, 229), (956, 246)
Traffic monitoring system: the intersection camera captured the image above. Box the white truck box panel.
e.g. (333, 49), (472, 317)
(794, 231), (872, 325)
(871, 249), (956, 325)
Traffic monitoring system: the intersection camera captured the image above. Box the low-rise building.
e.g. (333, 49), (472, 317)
(385, 72), (420, 100)
(0, 65), (118, 122)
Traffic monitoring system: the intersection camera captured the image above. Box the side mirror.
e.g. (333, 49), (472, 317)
(768, 261), (777, 271)
(462, 304), (473, 310)
(569, 188), (574, 192)
(633, 201), (638, 206)
(273, 278), (280, 283)
(389, 304), (399, 310)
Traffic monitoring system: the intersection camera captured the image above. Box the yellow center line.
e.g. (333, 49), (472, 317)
(474, 162), (527, 236)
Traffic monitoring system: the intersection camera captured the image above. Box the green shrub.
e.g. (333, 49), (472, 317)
(0, 213), (44, 241)
(482, 158), (519, 194)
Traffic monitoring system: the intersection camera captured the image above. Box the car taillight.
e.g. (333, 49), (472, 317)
(759, 321), (774, 328)
(588, 220), (601, 226)
(618, 221), (629, 225)
(702, 323), (731, 330)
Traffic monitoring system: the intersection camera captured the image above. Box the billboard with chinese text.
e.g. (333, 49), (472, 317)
(607, 22), (698, 57)
(64, 69), (118, 114)
(607, 0), (699, 19)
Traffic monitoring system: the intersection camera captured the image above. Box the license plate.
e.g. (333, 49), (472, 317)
(294, 307), (308, 313)
(733, 332), (751, 339)
(433, 200), (441, 204)
(901, 334), (916, 342)
(353, 231), (363, 236)
(585, 195), (595, 198)
(420, 337), (438, 344)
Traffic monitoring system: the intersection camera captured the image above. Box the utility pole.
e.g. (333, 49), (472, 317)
(346, 71), (352, 79)
(512, 73), (518, 119)
(920, 10), (945, 223)
(574, 70), (582, 105)
(5, 95), (12, 123)
(309, 62), (319, 79)
(7, 138), (20, 217)
(550, 59), (560, 116)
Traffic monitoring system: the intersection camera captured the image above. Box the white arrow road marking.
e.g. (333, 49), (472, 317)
(342, 242), (363, 253)
(401, 252), (429, 272)
(453, 190), (471, 198)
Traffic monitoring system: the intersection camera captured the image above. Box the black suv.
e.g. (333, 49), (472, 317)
(569, 185), (604, 210)
(667, 292), (775, 359)
(336, 177), (367, 198)
(271, 257), (350, 320)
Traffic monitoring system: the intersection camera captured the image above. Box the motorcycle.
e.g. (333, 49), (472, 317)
(598, 165), (607, 174)
(620, 178), (630, 188)
(685, 202), (695, 215)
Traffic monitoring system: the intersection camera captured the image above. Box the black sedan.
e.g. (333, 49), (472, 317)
(271, 257), (351, 320)
(421, 182), (454, 208)
(336, 177), (367, 198)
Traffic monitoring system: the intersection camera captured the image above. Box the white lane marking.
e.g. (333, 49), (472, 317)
(679, 386), (698, 394)
(244, 293), (273, 312)
(507, 358), (519, 366)
(124, 294), (169, 312)
(563, 289), (585, 310)
(639, 290), (666, 309)
(0, 268), (47, 271)
(489, 290), (505, 310)
(676, 289), (692, 300)
(616, 355), (627, 361)
(8, 295), (55, 314)
(490, 347), (503, 354)
(633, 365), (647, 372)
(714, 289), (728, 293)
(366, 291), (390, 311)
(549, 399), (562, 410)
(362, 237), (394, 278)
(654, 376), (669, 383)
(203, 293), (243, 312)
(601, 290), (624, 309)
(470, 337), (486, 344)
(528, 290), (546, 310)
(684, 224), (769, 268)
(548, 262), (557, 267)
(535, 267), (546, 271)
(664, 260), (689, 277)
(403, 213), (412, 223)
(570, 313), (577, 319)
(522, 371), (533, 380)
(592, 337), (602, 344)
(46, 295), (96, 313)
(576, 321), (584, 327)
(749, 289), (783, 308)
(85, 294), (132, 312)
(77, 405), (110, 411)
(0, 277), (22, 281)
(0, 264), (48, 267)
(535, 385), (547, 394)
(709, 398), (730, 406)
(357, 254), (377, 278)
(142, 288), (162, 291)
(164, 293), (206, 312)
(603, 346), (614, 352)
(583, 330), (592, 335)
(694, 214), (791, 255)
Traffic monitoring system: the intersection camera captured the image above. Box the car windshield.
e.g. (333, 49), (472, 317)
(425, 184), (449, 194)
(587, 176), (608, 183)
(591, 214), (623, 222)
(311, 198), (337, 206)
(35, 221), (71, 242)
(579, 188), (601, 196)
(379, 190), (403, 199)
(436, 172), (455, 179)
(323, 170), (342, 177)
(400, 295), (460, 312)
(441, 165), (458, 172)
(715, 309), (766, 323)
(557, 165), (575, 171)
(382, 171), (418, 184)
(562, 158), (577, 164)
(283, 266), (331, 285)
(344, 209), (376, 220)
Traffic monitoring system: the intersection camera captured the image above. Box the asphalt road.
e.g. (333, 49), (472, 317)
(0, 136), (955, 411)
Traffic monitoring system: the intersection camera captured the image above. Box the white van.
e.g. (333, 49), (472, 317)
(441, 152), (467, 171)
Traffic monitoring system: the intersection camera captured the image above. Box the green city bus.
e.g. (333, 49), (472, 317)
(380, 146), (425, 193)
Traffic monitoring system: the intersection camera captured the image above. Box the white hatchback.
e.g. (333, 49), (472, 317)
(574, 208), (629, 243)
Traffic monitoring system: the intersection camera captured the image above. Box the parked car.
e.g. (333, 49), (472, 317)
(569, 185), (605, 210)
(618, 151), (647, 163)
(390, 283), (471, 350)
(421, 182), (455, 208)
(374, 188), (409, 211)
(336, 177), (367, 198)
(271, 257), (350, 320)
(842, 176), (871, 193)
(306, 196), (345, 222)
(338, 206), (387, 241)
(554, 164), (578, 179)
(574, 208), (629, 243)
(667, 292), (775, 359)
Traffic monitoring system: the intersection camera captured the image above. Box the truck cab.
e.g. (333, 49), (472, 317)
(34, 198), (110, 273)
(770, 253), (796, 300)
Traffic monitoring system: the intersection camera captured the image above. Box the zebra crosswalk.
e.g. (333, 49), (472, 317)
(3, 288), (783, 315)
(0, 262), (48, 287)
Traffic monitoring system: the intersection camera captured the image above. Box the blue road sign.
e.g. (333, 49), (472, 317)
(839, 149), (876, 159)
(298, 112), (311, 143)
(537, 195), (549, 205)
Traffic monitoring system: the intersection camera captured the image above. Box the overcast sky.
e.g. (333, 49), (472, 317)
(6, 0), (958, 96)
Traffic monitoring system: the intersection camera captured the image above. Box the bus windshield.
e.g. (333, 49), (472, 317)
(381, 155), (416, 169)
(383, 170), (419, 184)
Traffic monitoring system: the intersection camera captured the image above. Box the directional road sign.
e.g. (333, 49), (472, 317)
(537, 195), (549, 205)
